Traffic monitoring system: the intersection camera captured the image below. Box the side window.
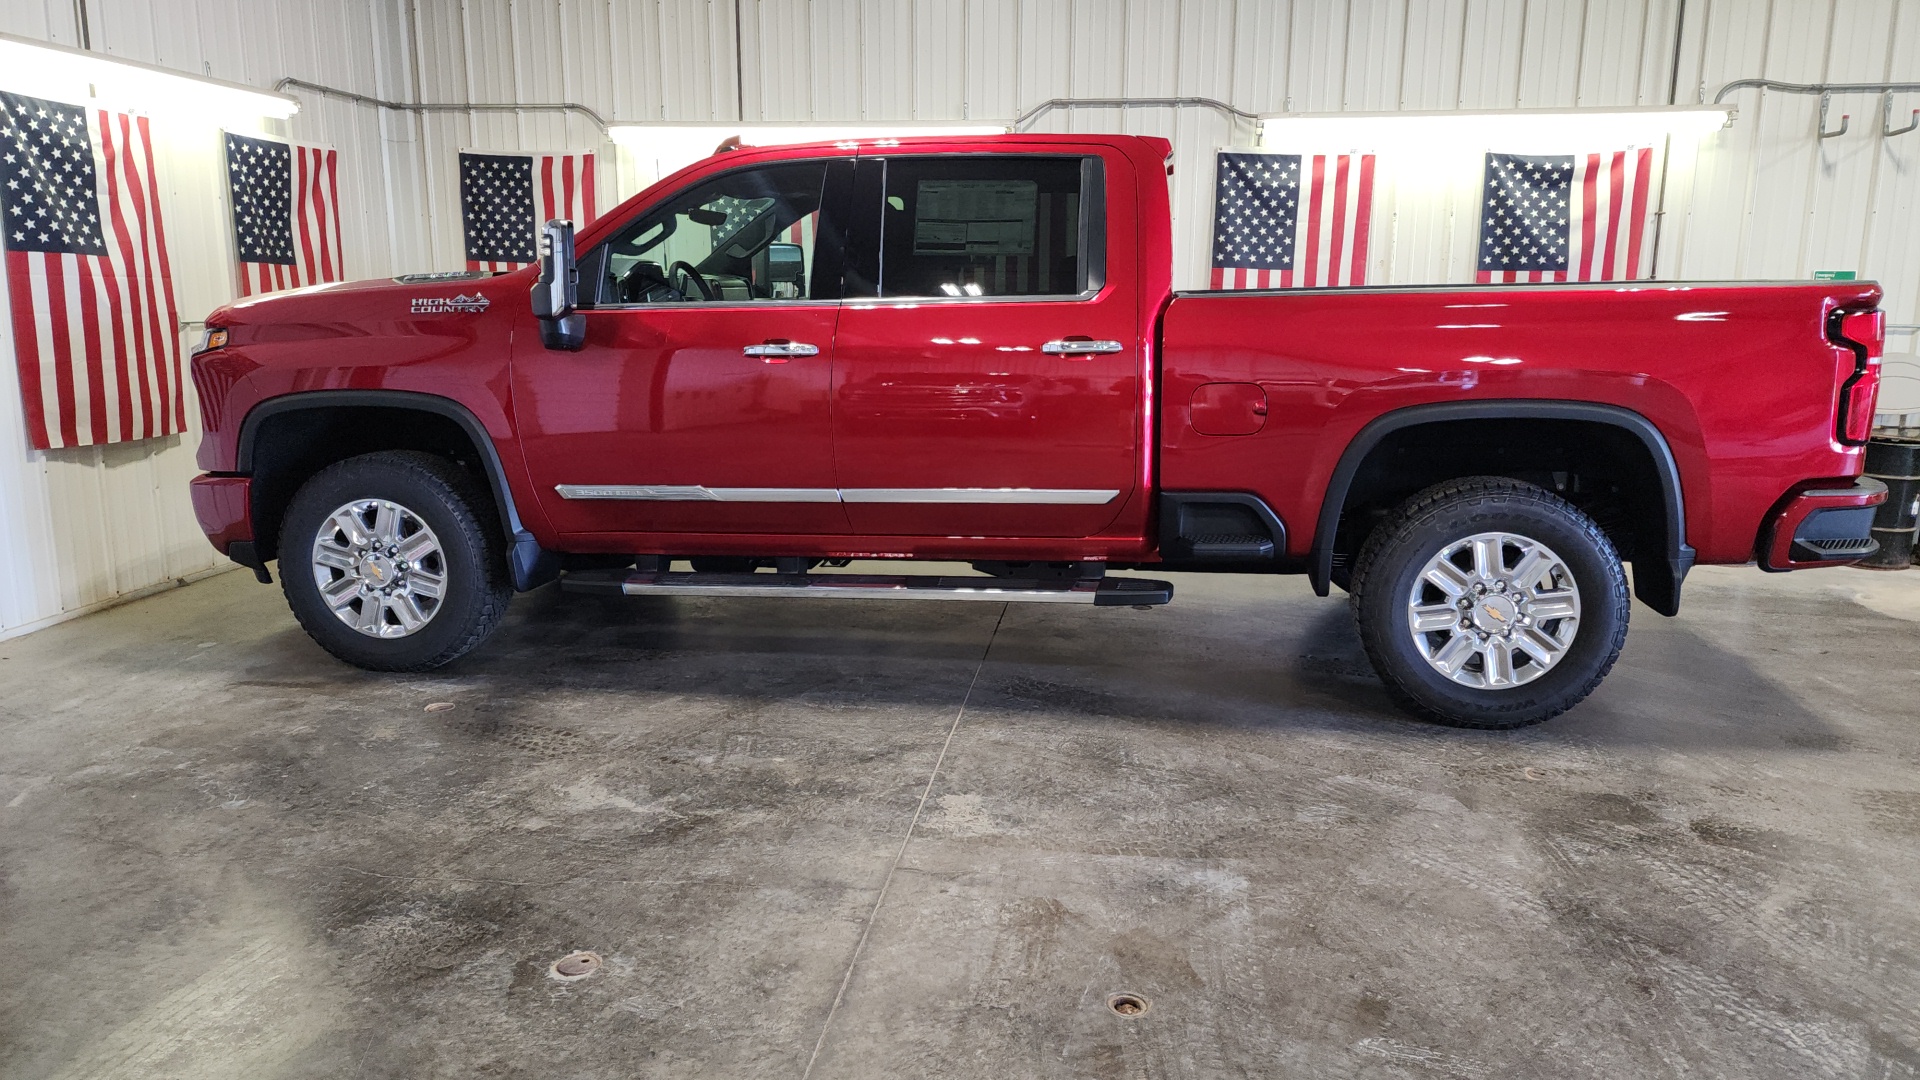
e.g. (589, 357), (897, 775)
(590, 161), (829, 305)
(877, 156), (1094, 299)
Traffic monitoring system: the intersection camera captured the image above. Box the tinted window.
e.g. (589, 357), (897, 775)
(877, 157), (1090, 298)
(591, 161), (828, 305)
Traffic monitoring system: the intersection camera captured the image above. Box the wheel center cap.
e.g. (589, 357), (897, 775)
(1472, 594), (1519, 633)
(362, 554), (396, 584)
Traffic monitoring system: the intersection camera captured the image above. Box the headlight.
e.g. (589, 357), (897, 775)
(193, 326), (229, 355)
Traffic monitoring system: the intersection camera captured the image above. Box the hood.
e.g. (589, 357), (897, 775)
(204, 268), (530, 330)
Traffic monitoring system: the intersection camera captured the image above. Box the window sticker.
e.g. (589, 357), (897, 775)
(912, 179), (1037, 256)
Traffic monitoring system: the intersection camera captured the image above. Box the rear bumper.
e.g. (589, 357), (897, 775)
(189, 473), (254, 559)
(1759, 476), (1888, 570)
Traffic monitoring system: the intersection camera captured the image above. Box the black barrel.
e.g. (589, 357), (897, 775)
(1862, 437), (1920, 569)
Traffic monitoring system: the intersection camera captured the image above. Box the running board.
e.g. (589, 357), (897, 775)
(560, 570), (1174, 606)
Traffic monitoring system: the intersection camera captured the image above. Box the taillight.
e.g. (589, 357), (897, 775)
(1832, 309), (1884, 445)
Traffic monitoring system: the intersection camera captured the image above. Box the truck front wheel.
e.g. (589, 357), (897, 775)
(1348, 476), (1630, 728)
(279, 451), (512, 672)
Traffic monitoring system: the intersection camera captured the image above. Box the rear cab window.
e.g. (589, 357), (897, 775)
(848, 155), (1106, 300)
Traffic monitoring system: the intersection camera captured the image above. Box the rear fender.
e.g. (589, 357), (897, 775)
(1313, 400), (1693, 615)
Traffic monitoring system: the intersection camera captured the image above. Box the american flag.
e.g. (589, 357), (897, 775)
(1210, 151), (1375, 289)
(225, 133), (344, 297)
(0, 92), (181, 450)
(1476, 149), (1654, 283)
(781, 210), (816, 250)
(460, 151), (597, 272)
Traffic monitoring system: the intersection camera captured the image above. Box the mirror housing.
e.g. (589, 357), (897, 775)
(765, 241), (806, 299)
(531, 218), (585, 351)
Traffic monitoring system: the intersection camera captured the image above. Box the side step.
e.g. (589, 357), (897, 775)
(1185, 533), (1276, 560)
(561, 570), (1174, 606)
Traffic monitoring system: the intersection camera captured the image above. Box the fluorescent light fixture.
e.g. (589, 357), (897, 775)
(609, 122), (1009, 184)
(608, 122), (1008, 153)
(1259, 106), (1734, 153)
(0, 31), (299, 122)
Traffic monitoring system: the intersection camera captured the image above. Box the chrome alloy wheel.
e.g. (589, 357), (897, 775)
(1406, 531), (1582, 690)
(310, 499), (447, 639)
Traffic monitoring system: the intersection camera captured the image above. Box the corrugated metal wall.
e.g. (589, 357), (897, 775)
(3, 0), (1918, 636)
(0, 0), (417, 637)
(410, 0), (1920, 316)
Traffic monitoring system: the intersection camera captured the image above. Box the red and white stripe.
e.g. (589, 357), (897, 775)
(1212, 152), (1375, 289)
(782, 210), (817, 249)
(467, 152), (598, 272)
(5, 110), (181, 450)
(237, 140), (344, 297)
(1478, 147), (1654, 284)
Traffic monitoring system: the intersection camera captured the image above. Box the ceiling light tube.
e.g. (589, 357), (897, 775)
(0, 31), (300, 122)
(1259, 106), (1734, 153)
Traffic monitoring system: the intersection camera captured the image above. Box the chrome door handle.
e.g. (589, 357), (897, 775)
(1041, 339), (1125, 355)
(742, 341), (821, 358)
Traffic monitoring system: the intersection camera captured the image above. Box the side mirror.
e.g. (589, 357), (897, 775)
(766, 241), (805, 298)
(531, 218), (585, 351)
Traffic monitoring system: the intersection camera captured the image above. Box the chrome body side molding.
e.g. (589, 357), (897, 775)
(554, 485), (841, 503)
(555, 485), (1120, 505)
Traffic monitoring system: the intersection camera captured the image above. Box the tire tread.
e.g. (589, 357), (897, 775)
(1348, 475), (1630, 729)
(280, 450), (510, 672)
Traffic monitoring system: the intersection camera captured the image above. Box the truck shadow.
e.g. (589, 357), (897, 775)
(416, 582), (1858, 756)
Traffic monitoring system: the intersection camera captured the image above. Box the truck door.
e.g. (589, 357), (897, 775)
(829, 152), (1141, 538)
(513, 159), (854, 538)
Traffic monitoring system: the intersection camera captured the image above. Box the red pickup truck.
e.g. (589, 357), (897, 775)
(188, 133), (1887, 728)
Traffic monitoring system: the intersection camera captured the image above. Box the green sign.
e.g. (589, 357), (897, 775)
(1813, 270), (1858, 281)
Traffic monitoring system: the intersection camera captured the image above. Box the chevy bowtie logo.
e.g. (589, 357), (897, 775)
(1482, 604), (1508, 623)
(410, 293), (490, 314)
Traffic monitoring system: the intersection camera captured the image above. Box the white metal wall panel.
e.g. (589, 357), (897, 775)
(1865, 6), (1920, 336)
(914, 0), (968, 120)
(1398, 0), (1469, 110)
(1344, 0), (1409, 112)
(1458, 0), (1528, 109)
(964, 0), (1021, 122)
(0, 0), (417, 637)
(1123, 0), (1182, 100)
(1288, 0), (1347, 112)
(1015, 0), (1074, 110)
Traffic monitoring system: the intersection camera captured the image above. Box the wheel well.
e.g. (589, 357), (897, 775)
(245, 405), (500, 563)
(1328, 417), (1672, 593)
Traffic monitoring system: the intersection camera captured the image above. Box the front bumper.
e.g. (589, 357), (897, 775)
(189, 473), (255, 562)
(1759, 476), (1888, 570)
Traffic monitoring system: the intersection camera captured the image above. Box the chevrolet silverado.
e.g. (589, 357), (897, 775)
(188, 133), (1888, 728)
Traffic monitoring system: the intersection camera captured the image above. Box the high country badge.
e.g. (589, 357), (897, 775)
(410, 293), (491, 314)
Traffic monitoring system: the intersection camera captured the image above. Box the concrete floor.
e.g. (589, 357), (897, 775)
(3, 562), (1920, 1080)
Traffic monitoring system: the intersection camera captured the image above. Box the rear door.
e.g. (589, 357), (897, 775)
(828, 150), (1142, 537)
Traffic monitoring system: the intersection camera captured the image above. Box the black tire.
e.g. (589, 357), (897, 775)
(1349, 476), (1630, 729)
(279, 451), (512, 672)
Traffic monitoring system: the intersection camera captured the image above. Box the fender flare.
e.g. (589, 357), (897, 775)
(1310, 399), (1694, 615)
(237, 389), (559, 591)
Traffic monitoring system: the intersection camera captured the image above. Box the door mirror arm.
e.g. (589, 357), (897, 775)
(531, 218), (586, 351)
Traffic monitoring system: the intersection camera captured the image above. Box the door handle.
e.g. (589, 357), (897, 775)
(1041, 338), (1125, 356)
(743, 340), (821, 360)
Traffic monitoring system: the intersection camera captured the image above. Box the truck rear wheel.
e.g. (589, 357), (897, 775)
(1348, 476), (1630, 728)
(280, 451), (511, 672)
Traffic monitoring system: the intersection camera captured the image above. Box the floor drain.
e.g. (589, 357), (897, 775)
(1107, 992), (1150, 1016)
(549, 950), (602, 981)
(425, 702), (455, 713)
